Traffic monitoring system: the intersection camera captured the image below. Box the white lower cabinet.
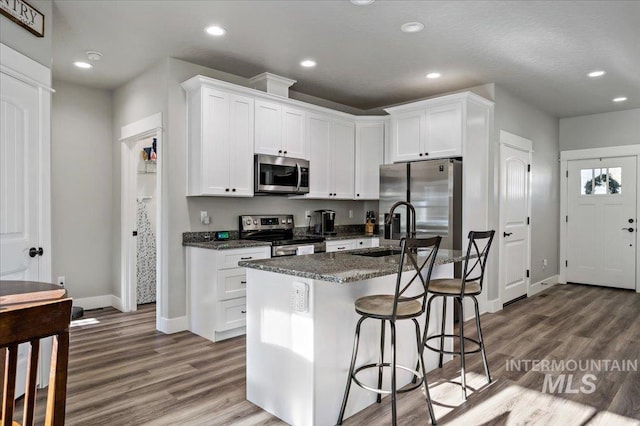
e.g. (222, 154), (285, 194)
(187, 246), (270, 341)
(326, 237), (379, 253)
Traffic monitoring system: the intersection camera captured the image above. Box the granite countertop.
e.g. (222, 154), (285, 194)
(323, 233), (380, 241)
(183, 227), (379, 250)
(183, 239), (271, 250)
(239, 246), (467, 284)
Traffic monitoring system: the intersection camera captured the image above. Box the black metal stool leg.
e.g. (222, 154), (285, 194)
(472, 296), (491, 384)
(438, 295), (447, 368)
(457, 297), (467, 401)
(414, 294), (437, 384)
(338, 316), (366, 425)
(376, 320), (386, 403)
(414, 319), (437, 425)
(390, 321), (397, 426)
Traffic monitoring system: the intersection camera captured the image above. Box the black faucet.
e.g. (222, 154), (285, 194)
(386, 201), (416, 238)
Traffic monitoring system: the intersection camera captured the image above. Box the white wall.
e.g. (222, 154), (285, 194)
(51, 80), (113, 299)
(560, 109), (640, 151)
(491, 85), (560, 300)
(0, 0), (52, 67)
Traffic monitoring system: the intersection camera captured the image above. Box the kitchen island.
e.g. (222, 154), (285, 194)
(240, 246), (465, 426)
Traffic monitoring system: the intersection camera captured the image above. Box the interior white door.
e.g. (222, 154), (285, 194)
(0, 72), (41, 280)
(0, 67), (43, 399)
(500, 142), (531, 303)
(567, 156), (636, 289)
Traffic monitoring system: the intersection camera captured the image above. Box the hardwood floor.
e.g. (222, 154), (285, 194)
(14, 284), (640, 425)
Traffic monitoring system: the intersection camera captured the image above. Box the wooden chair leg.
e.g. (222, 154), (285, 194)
(23, 339), (40, 426)
(44, 331), (69, 426)
(2, 345), (18, 426)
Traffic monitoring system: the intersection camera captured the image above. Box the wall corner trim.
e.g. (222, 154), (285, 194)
(158, 315), (188, 334)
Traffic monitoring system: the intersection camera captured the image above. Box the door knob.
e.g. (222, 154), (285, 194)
(29, 247), (44, 257)
(622, 227), (635, 232)
(503, 232), (513, 237)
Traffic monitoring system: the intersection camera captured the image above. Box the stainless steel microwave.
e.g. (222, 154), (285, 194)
(254, 154), (310, 195)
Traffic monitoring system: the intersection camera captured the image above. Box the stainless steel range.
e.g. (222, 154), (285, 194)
(239, 214), (326, 257)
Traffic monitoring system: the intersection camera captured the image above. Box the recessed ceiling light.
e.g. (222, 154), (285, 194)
(301, 60), (316, 68)
(401, 22), (424, 33)
(613, 97), (628, 102)
(74, 61), (92, 69)
(426, 72), (441, 79)
(350, 0), (375, 5)
(205, 25), (226, 36)
(587, 70), (606, 77)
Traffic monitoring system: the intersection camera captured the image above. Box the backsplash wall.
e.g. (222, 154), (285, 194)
(187, 197), (379, 232)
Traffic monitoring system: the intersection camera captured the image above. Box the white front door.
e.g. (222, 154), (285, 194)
(567, 156), (636, 289)
(500, 138), (531, 304)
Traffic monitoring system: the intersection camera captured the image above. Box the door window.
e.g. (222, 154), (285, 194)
(580, 167), (622, 195)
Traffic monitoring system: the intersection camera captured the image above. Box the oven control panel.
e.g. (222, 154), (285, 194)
(239, 214), (294, 231)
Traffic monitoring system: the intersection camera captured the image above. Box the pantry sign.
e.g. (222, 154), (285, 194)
(1, 0), (44, 37)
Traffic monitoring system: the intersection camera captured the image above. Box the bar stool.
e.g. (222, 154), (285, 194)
(337, 236), (441, 426)
(423, 230), (495, 401)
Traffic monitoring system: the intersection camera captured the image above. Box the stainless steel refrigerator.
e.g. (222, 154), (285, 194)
(379, 159), (462, 250)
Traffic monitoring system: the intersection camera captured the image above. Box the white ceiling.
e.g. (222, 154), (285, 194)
(52, 0), (640, 118)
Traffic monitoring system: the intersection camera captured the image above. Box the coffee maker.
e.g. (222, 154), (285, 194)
(312, 209), (336, 235)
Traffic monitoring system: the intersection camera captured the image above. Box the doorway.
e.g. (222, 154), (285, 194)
(499, 131), (532, 305)
(566, 156), (636, 289)
(120, 113), (163, 331)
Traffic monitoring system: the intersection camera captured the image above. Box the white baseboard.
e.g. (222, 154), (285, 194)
(111, 295), (124, 312)
(486, 298), (502, 313)
(158, 315), (188, 334)
(72, 295), (113, 310)
(529, 274), (559, 297)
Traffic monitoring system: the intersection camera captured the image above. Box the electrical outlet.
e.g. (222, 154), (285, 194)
(349, 209), (353, 219)
(57, 276), (65, 287)
(542, 258), (548, 270)
(200, 211), (210, 225)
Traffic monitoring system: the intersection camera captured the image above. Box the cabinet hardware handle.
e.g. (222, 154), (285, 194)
(232, 188), (236, 192)
(240, 281), (247, 284)
(622, 227), (635, 232)
(356, 194), (360, 197)
(241, 310), (247, 314)
(338, 247), (346, 250)
(419, 153), (423, 156)
(503, 232), (513, 237)
(278, 150), (282, 153)
(284, 151), (287, 154)
(425, 152), (429, 156)
(240, 256), (253, 260)
(225, 188), (230, 192)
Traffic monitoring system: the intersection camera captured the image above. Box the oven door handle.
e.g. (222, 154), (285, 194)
(296, 162), (302, 192)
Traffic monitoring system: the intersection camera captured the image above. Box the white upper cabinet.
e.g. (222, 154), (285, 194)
(255, 99), (306, 159)
(387, 96), (464, 163)
(331, 119), (356, 199)
(305, 113), (355, 199)
(355, 121), (385, 199)
(183, 81), (254, 196)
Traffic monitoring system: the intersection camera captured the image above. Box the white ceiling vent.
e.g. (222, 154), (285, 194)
(248, 72), (297, 98)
